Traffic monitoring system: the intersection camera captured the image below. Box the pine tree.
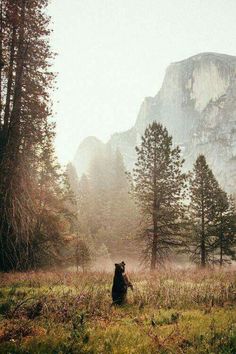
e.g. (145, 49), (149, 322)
(0, 1), (67, 270)
(88, 149), (111, 233)
(75, 239), (91, 272)
(112, 149), (129, 191)
(131, 122), (186, 270)
(75, 148), (138, 261)
(212, 191), (236, 265)
(77, 173), (98, 237)
(66, 162), (80, 197)
(108, 148), (138, 258)
(189, 155), (220, 267)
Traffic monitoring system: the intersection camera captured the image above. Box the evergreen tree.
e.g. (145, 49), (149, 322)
(131, 122), (186, 270)
(107, 149), (139, 258)
(88, 149), (111, 233)
(77, 173), (97, 236)
(112, 149), (129, 191)
(189, 155), (220, 267)
(75, 148), (138, 261)
(66, 162), (80, 197)
(31, 125), (68, 268)
(212, 191), (236, 265)
(0, 0), (70, 270)
(75, 239), (91, 272)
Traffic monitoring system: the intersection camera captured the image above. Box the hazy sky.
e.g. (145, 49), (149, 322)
(48, 0), (236, 164)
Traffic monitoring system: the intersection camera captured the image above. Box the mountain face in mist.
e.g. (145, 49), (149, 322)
(74, 136), (105, 175)
(74, 53), (236, 192)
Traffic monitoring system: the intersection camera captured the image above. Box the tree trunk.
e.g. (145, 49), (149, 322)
(9, 1), (26, 132)
(151, 217), (158, 270)
(200, 185), (206, 267)
(0, 0), (27, 271)
(200, 218), (206, 267)
(4, 26), (17, 130)
(219, 213), (223, 267)
(150, 143), (158, 271)
(0, 0), (3, 128)
(200, 235), (206, 267)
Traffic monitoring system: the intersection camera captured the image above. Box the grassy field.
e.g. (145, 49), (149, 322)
(0, 268), (236, 353)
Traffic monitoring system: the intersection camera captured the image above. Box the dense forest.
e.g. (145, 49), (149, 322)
(0, 0), (235, 273)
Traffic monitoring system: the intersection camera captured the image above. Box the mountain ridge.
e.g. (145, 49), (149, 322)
(74, 52), (236, 193)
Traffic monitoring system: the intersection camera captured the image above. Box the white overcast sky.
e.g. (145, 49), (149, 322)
(48, 0), (236, 164)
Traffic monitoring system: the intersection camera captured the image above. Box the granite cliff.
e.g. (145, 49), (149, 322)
(74, 53), (236, 193)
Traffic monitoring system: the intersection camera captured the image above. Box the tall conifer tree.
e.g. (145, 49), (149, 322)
(131, 122), (186, 270)
(212, 190), (236, 265)
(189, 155), (220, 266)
(0, 0), (69, 270)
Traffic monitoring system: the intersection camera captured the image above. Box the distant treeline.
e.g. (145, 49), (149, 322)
(70, 122), (236, 271)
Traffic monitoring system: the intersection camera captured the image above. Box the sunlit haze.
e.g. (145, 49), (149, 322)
(48, 0), (236, 164)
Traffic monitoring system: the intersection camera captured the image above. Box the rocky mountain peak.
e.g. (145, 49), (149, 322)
(74, 52), (236, 194)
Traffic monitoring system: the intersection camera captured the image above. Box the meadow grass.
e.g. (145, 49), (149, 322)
(0, 268), (236, 353)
